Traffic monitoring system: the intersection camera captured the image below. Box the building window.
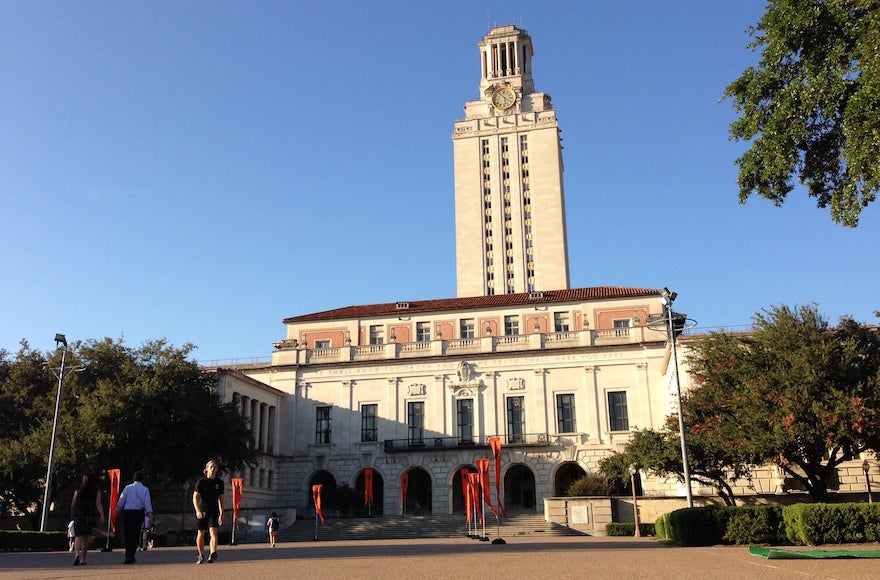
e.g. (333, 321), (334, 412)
(369, 325), (384, 345)
(504, 315), (519, 336)
(315, 406), (331, 444)
(507, 396), (525, 443)
(554, 312), (570, 332)
(608, 391), (630, 432)
(314, 339), (331, 349)
(361, 404), (378, 442)
(556, 394), (576, 433)
(457, 399), (474, 443)
(408, 401), (424, 446)
(416, 322), (431, 342)
(613, 319), (630, 337)
(460, 318), (475, 339)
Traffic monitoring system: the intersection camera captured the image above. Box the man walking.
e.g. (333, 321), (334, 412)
(193, 459), (224, 564)
(116, 471), (153, 565)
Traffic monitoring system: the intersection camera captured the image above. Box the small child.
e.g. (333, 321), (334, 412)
(67, 520), (75, 552)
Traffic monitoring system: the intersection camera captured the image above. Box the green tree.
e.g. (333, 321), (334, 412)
(0, 338), (257, 526)
(685, 304), (880, 501)
(0, 343), (62, 521)
(599, 424), (751, 506)
(724, 1), (880, 226)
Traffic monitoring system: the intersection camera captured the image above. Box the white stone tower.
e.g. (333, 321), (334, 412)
(453, 25), (570, 297)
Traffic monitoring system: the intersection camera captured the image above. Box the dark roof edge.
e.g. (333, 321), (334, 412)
(283, 286), (661, 324)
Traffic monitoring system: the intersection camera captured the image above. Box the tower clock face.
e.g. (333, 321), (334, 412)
(491, 87), (516, 110)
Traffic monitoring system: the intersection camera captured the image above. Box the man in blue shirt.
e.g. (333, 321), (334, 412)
(116, 471), (153, 565)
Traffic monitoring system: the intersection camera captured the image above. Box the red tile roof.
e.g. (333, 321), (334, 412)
(283, 286), (661, 323)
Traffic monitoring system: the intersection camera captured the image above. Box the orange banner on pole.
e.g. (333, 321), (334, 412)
(312, 484), (324, 525)
(476, 458), (496, 515)
(364, 468), (373, 506)
(489, 436), (505, 516)
(107, 469), (120, 534)
(463, 473), (472, 525)
(231, 478), (243, 526)
(400, 472), (409, 514)
(468, 472), (483, 522)
(459, 468), (470, 523)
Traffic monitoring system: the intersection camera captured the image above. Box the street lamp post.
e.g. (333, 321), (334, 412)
(863, 460), (873, 504)
(40, 334), (68, 531)
(628, 464), (641, 538)
(661, 288), (694, 509)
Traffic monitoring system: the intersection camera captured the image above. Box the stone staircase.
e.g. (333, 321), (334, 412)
(271, 512), (586, 543)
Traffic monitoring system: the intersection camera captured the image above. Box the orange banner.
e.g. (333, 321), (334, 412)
(400, 472), (409, 514)
(459, 467), (470, 523)
(312, 484), (324, 525)
(476, 458), (496, 515)
(489, 436), (504, 516)
(463, 473), (472, 524)
(468, 472), (483, 522)
(231, 478), (243, 526)
(107, 469), (120, 534)
(364, 468), (373, 506)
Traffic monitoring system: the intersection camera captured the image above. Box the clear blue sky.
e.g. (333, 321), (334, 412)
(2, 1), (877, 364)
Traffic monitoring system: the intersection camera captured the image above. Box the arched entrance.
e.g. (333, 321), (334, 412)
(452, 465), (478, 512)
(504, 464), (536, 511)
(403, 467), (431, 515)
(308, 470), (337, 518)
(355, 469), (385, 516)
(554, 462), (587, 496)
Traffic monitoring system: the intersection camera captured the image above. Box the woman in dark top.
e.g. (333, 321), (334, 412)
(70, 473), (105, 566)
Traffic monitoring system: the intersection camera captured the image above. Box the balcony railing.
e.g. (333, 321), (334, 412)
(271, 326), (666, 367)
(383, 432), (552, 453)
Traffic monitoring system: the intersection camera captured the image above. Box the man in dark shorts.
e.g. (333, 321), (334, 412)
(192, 460), (224, 564)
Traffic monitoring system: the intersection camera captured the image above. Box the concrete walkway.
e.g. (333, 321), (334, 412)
(1, 536), (877, 579)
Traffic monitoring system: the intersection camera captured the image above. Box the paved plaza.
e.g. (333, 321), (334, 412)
(1, 536), (878, 579)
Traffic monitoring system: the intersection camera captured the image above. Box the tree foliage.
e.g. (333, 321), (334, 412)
(685, 304), (880, 501)
(724, 1), (880, 226)
(598, 425), (751, 506)
(0, 338), (257, 525)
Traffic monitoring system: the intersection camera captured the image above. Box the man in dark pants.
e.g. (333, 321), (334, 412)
(116, 471), (153, 565)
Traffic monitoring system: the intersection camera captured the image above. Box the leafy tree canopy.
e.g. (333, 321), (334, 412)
(685, 304), (880, 501)
(0, 338), (257, 524)
(724, 0), (880, 226)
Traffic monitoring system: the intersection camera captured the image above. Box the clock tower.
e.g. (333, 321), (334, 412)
(453, 25), (570, 297)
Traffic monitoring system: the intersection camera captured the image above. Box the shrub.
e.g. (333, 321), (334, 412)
(654, 513), (669, 539)
(605, 522), (655, 536)
(664, 506), (731, 546)
(722, 505), (786, 545)
(784, 503), (880, 545)
(566, 474), (613, 496)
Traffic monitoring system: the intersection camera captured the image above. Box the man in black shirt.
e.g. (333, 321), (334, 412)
(192, 460), (224, 564)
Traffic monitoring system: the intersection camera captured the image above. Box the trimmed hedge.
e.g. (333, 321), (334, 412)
(657, 502), (880, 546)
(605, 522), (655, 536)
(0, 530), (71, 552)
(785, 503), (880, 545)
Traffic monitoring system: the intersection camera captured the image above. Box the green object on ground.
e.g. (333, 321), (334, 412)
(749, 546), (880, 559)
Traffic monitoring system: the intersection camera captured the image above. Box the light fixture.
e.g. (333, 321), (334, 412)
(863, 459), (873, 504)
(41, 334), (68, 531)
(651, 289), (693, 509)
(628, 464), (641, 538)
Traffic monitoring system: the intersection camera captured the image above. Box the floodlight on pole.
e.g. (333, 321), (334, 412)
(628, 464), (641, 537)
(40, 334), (68, 531)
(659, 288), (694, 509)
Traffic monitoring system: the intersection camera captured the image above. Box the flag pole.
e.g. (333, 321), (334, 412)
(102, 515), (112, 551)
